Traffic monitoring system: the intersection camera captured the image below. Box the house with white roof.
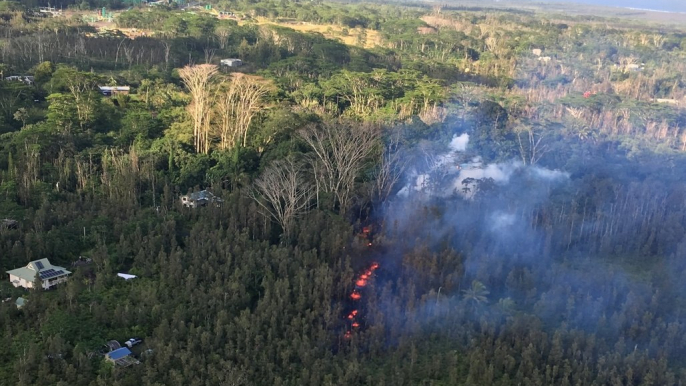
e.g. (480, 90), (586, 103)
(220, 58), (242, 67)
(98, 86), (130, 97)
(7, 259), (71, 290)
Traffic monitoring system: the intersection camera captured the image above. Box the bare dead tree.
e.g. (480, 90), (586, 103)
(298, 122), (379, 214)
(18, 141), (40, 205)
(215, 74), (269, 150)
(251, 158), (313, 238)
(215, 25), (231, 50)
(455, 83), (483, 124)
(516, 126), (550, 165)
(372, 131), (407, 203)
(122, 44), (135, 69)
(203, 47), (216, 64)
(179, 64), (218, 154)
(162, 40), (171, 70)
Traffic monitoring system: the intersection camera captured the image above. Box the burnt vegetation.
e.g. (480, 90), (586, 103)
(2, 0), (686, 385)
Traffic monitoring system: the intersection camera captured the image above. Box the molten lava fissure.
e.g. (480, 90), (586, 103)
(343, 261), (380, 339)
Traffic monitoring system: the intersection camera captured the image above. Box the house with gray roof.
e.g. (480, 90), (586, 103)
(7, 258), (71, 290)
(180, 190), (223, 208)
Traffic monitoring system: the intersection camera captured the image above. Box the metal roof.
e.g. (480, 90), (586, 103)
(117, 273), (137, 280)
(188, 190), (223, 202)
(106, 347), (132, 361)
(98, 86), (131, 91)
(7, 259), (71, 283)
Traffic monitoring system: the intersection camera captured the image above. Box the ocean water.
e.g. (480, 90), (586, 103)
(545, 0), (686, 13)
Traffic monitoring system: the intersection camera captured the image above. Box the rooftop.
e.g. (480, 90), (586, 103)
(117, 273), (137, 280)
(187, 190), (223, 202)
(7, 258), (71, 283)
(98, 86), (131, 91)
(106, 347), (132, 361)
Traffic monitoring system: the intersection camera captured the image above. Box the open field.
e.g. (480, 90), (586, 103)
(238, 17), (383, 49)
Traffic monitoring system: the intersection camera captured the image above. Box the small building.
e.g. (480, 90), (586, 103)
(7, 259), (71, 290)
(106, 340), (122, 352)
(1, 219), (18, 229)
(220, 58), (243, 67)
(656, 98), (680, 106)
(218, 11), (236, 19)
(105, 347), (139, 367)
(117, 273), (137, 280)
(538, 56), (552, 63)
(4, 76), (34, 85)
(39, 6), (62, 16)
(532, 48), (542, 57)
(98, 86), (130, 97)
(180, 190), (223, 208)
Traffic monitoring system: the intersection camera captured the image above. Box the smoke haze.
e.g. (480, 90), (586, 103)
(513, 0), (686, 13)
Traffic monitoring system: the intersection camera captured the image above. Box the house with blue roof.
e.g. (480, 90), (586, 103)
(105, 347), (139, 367)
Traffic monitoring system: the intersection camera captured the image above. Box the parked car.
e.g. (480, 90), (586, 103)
(125, 338), (142, 348)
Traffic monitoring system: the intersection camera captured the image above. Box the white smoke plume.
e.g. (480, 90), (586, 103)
(397, 133), (569, 199)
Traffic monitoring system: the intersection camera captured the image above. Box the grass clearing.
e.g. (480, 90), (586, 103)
(240, 18), (384, 49)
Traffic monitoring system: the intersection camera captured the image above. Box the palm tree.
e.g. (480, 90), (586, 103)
(462, 280), (489, 307)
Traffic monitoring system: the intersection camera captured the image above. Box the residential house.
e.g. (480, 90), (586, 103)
(221, 58), (243, 67)
(105, 347), (139, 367)
(1, 219), (18, 229)
(180, 190), (223, 208)
(7, 258), (71, 290)
(655, 98), (680, 106)
(4, 76), (34, 85)
(98, 86), (130, 97)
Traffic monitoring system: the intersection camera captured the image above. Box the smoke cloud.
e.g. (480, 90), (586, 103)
(369, 127), (674, 347)
(396, 133), (569, 199)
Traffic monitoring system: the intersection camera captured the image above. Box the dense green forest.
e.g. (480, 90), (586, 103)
(3, 0), (686, 385)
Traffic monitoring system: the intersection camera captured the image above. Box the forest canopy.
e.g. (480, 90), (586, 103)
(2, 1), (686, 385)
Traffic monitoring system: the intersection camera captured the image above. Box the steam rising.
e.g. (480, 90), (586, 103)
(397, 133), (569, 199)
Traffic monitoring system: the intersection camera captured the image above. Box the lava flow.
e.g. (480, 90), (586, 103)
(343, 261), (380, 339)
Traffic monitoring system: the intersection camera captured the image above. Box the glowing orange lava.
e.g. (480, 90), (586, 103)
(344, 261), (381, 340)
